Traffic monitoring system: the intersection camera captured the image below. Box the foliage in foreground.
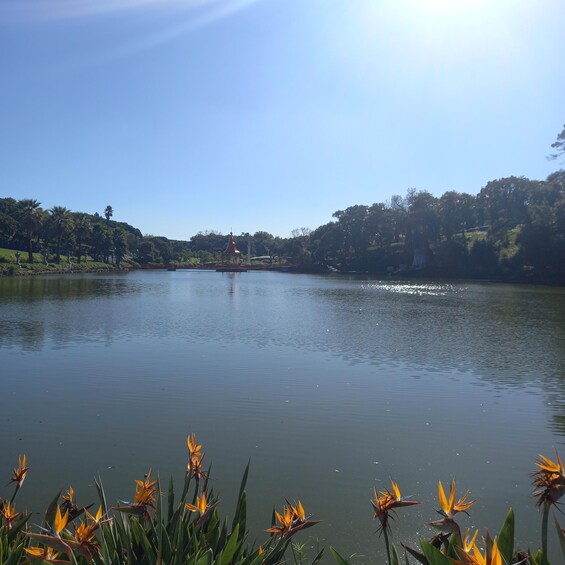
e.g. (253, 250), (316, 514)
(2, 440), (565, 564)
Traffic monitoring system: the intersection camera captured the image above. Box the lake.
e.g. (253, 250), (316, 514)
(1, 271), (565, 562)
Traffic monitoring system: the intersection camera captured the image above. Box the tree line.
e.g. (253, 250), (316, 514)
(307, 171), (565, 282)
(0, 198), (312, 268)
(1, 170), (564, 281)
(0, 200), (141, 267)
(2, 123), (564, 279)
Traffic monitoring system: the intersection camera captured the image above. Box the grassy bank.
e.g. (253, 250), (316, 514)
(0, 248), (134, 276)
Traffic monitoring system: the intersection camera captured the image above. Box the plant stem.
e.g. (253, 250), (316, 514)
(541, 502), (549, 565)
(383, 528), (392, 565)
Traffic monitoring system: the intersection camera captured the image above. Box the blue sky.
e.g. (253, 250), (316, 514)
(1, 0), (564, 239)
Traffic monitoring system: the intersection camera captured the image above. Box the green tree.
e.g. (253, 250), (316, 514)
(549, 123), (565, 161)
(286, 228), (312, 263)
(477, 176), (535, 231)
(332, 205), (369, 267)
(252, 231), (275, 256)
(104, 205), (113, 224)
(113, 228), (128, 267)
(73, 213), (92, 263)
(469, 239), (499, 277)
(439, 191), (477, 240)
(550, 171), (565, 235)
(90, 223), (112, 262)
(49, 206), (73, 263)
(17, 199), (42, 263)
(309, 222), (345, 264)
(517, 170), (565, 277)
(405, 190), (440, 251)
(0, 198), (19, 247)
(136, 238), (158, 263)
(189, 231), (225, 258)
(151, 236), (173, 264)
(387, 193), (409, 243)
(365, 203), (395, 248)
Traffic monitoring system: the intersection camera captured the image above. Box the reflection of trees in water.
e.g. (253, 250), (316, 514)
(314, 279), (565, 439)
(0, 275), (145, 350)
(550, 412), (565, 437)
(2, 275), (564, 411)
(0, 319), (46, 350)
(0, 275), (139, 302)
(309, 281), (565, 387)
(1, 303), (118, 351)
(545, 387), (565, 438)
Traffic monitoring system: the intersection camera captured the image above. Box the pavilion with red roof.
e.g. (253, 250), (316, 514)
(222, 232), (243, 266)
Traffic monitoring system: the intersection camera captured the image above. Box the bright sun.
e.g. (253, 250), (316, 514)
(419, 0), (488, 13)
(418, 0), (478, 10)
(403, 0), (494, 30)
(422, 0), (453, 9)
(356, 0), (501, 67)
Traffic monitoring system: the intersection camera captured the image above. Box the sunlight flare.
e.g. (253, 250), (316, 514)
(0, 0), (262, 24)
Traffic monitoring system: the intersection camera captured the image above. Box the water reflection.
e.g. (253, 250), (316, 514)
(224, 272), (240, 298)
(1, 274), (564, 387)
(0, 273), (140, 302)
(1, 272), (565, 561)
(0, 319), (46, 351)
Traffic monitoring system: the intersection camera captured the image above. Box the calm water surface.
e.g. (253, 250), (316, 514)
(1, 271), (565, 562)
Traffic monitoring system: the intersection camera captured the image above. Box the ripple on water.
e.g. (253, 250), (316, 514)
(1, 272), (565, 563)
(363, 280), (462, 296)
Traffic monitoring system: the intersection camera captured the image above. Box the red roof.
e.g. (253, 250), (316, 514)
(224, 233), (241, 254)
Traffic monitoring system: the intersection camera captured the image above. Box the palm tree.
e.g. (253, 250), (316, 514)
(104, 205), (113, 224)
(17, 199), (41, 263)
(74, 213), (92, 264)
(49, 206), (73, 263)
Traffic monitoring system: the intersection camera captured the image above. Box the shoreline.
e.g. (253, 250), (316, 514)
(2, 262), (563, 287)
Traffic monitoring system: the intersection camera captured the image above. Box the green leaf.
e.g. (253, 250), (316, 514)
(555, 517), (565, 559)
(156, 476), (163, 562)
(312, 547), (325, 565)
(95, 475), (108, 515)
(168, 475), (175, 524)
(220, 524), (241, 565)
(130, 518), (154, 559)
(420, 540), (453, 565)
(402, 543), (430, 565)
(44, 489), (63, 529)
(160, 527), (173, 563)
(196, 548), (213, 565)
(180, 472), (192, 504)
(6, 513), (31, 544)
(4, 542), (26, 565)
(446, 533), (459, 559)
(232, 462), (250, 537)
(268, 538), (291, 562)
(391, 542), (400, 565)
(330, 546), (353, 565)
(497, 508), (514, 564)
(216, 521), (227, 554)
